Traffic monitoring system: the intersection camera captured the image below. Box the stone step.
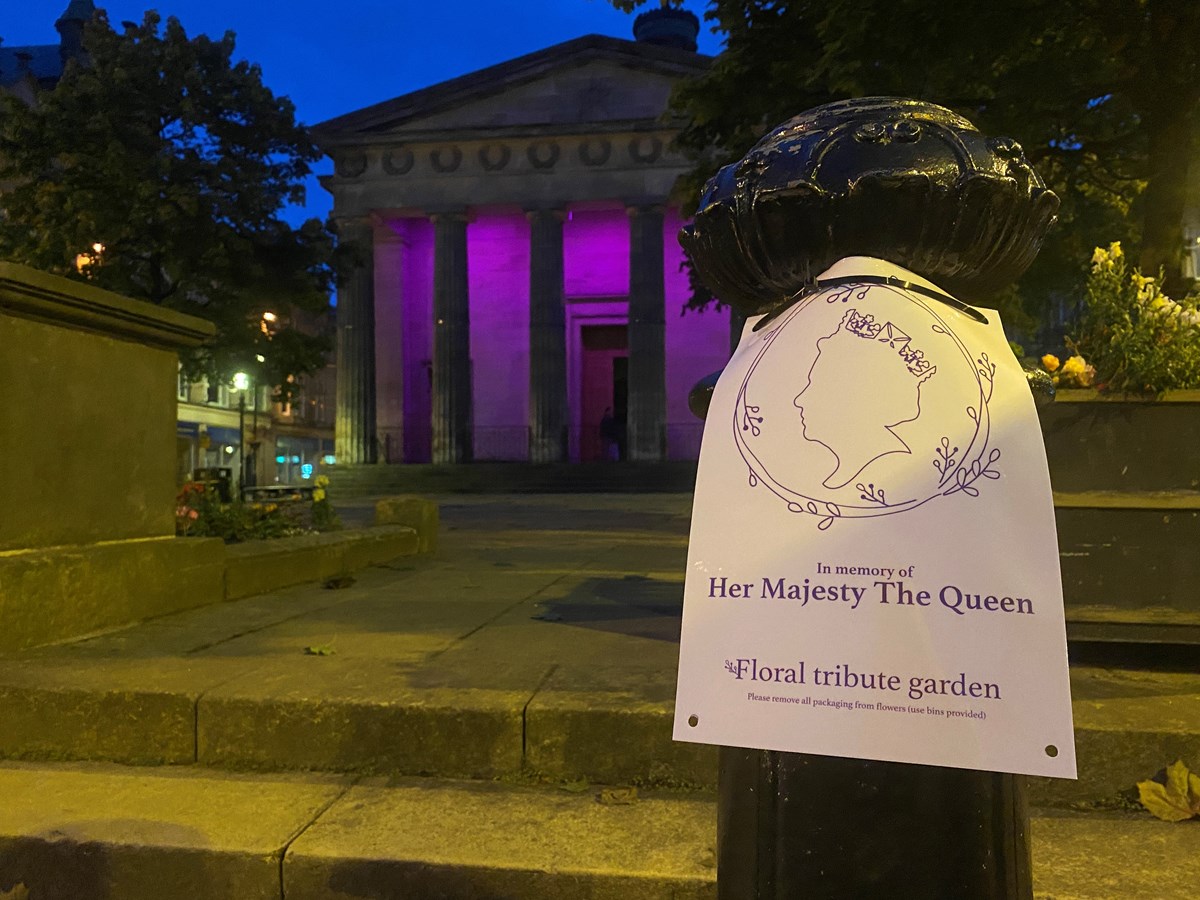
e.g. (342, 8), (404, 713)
(0, 642), (1196, 810)
(0, 760), (1194, 900)
(1055, 491), (1200, 643)
(2, 497), (1195, 817)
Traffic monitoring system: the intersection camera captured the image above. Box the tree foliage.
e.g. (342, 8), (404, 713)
(616, 0), (1200, 332)
(0, 11), (343, 394)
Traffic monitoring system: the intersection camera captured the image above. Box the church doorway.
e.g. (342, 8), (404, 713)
(579, 324), (628, 462)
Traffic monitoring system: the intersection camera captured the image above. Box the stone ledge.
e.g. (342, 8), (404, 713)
(0, 519), (434, 651)
(0, 261), (214, 351)
(373, 496), (439, 553)
(224, 526), (421, 601)
(0, 537), (225, 653)
(1052, 389), (1200, 403)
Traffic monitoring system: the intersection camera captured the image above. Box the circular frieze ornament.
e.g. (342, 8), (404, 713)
(527, 141), (560, 170)
(430, 146), (463, 173)
(381, 149), (414, 175)
(733, 282), (997, 530)
(628, 135), (663, 163)
(479, 144), (511, 172)
(336, 152), (367, 178)
(578, 139), (612, 167)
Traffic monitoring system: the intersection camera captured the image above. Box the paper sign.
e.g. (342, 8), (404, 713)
(674, 256), (1076, 779)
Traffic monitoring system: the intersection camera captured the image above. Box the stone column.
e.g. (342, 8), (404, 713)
(373, 227), (406, 464)
(334, 216), (378, 465)
(627, 205), (667, 461)
(527, 208), (567, 463)
(431, 211), (472, 463)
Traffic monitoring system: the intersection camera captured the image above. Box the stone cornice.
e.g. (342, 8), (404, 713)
(0, 262), (215, 350)
(325, 130), (688, 189)
(316, 119), (687, 150)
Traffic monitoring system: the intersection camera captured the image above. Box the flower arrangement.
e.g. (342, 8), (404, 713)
(311, 474), (340, 531)
(175, 475), (339, 542)
(175, 482), (204, 535)
(1038, 353), (1096, 389)
(1053, 242), (1200, 394)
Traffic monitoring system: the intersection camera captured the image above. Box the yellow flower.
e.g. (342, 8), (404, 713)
(1060, 355), (1087, 377)
(1108, 241), (1123, 259)
(1131, 272), (1154, 289)
(1041, 354), (1060, 373)
(1090, 246), (1108, 267)
(314, 475), (330, 488)
(312, 489), (326, 502)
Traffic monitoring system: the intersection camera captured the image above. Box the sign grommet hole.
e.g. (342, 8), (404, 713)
(1044, 745), (1058, 758)
(688, 714), (699, 727)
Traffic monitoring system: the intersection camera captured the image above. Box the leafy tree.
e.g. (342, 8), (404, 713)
(614, 0), (1200, 331)
(0, 10), (342, 395)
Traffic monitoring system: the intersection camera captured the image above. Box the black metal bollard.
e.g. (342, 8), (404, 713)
(679, 98), (1062, 897)
(718, 749), (1030, 898)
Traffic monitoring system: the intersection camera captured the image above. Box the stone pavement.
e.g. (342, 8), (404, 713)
(0, 493), (1197, 898)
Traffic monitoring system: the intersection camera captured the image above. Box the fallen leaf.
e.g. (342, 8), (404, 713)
(596, 787), (638, 806)
(304, 644), (336, 656)
(1137, 760), (1199, 822)
(0, 884), (29, 900)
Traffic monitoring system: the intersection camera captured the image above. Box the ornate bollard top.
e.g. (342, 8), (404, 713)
(679, 97), (1060, 316)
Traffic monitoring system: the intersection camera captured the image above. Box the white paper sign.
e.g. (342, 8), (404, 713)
(674, 257), (1076, 779)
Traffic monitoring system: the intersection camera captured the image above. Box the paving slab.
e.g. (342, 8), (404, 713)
(0, 761), (348, 900)
(283, 777), (716, 900)
(1031, 809), (1200, 900)
(3, 761), (1193, 900)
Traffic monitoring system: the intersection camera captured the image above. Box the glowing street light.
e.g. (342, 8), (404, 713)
(232, 371), (251, 498)
(74, 242), (105, 275)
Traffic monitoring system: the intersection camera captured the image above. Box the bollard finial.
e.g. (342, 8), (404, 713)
(680, 97), (1059, 316)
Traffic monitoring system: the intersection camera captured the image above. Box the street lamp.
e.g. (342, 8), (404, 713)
(232, 371), (250, 500)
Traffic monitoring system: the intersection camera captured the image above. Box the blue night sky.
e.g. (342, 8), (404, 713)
(5, 1), (723, 225)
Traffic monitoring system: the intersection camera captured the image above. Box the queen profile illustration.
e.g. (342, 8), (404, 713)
(795, 308), (937, 490)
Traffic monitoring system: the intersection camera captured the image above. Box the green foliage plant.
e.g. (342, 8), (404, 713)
(175, 482), (300, 543)
(0, 11), (348, 397)
(608, 0), (1200, 312)
(1068, 242), (1200, 393)
(310, 474), (340, 531)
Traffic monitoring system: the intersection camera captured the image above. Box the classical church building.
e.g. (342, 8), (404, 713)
(314, 9), (732, 466)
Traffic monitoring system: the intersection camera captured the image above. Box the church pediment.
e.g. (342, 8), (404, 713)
(315, 35), (709, 143)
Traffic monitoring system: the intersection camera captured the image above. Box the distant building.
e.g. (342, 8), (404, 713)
(314, 9), (733, 466)
(0, 0), (92, 104)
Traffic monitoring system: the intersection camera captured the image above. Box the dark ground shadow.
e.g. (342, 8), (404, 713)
(532, 575), (683, 643)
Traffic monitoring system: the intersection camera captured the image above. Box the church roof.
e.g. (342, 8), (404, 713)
(57, 1), (97, 25)
(314, 33), (710, 140)
(1, 1), (96, 90)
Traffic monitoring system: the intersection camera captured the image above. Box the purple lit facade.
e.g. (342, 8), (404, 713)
(316, 29), (731, 465)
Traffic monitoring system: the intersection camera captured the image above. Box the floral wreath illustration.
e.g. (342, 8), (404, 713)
(733, 282), (1000, 529)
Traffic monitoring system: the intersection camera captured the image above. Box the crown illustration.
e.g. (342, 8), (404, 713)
(844, 309), (937, 378)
